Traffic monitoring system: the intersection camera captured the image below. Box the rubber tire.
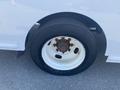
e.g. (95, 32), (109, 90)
(30, 18), (97, 76)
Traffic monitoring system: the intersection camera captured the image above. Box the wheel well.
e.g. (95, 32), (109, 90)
(25, 12), (107, 54)
(37, 12), (103, 33)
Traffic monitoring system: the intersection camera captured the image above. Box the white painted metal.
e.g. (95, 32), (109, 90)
(0, 0), (120, 62)
(42, 36), (86, 70)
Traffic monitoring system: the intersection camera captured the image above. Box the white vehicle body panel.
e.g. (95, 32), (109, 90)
(0, 0), (120, 62)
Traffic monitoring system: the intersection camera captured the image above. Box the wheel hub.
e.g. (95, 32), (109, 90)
(53, 37), (74, 53)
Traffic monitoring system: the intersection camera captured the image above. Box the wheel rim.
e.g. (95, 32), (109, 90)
(41, 36), (86, 70)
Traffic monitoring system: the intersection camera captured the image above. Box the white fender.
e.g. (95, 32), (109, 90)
(0, 0), (120, 62)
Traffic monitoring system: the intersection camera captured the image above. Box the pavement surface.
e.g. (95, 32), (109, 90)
(0, 50), (120, 90)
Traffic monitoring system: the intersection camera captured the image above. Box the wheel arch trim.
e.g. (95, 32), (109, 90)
(25, 12), (107, 54)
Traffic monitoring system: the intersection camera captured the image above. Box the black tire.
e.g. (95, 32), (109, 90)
(30, 18), (97, 76)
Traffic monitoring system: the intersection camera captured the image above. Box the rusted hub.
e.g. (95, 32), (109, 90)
(53, 37), (74, 53)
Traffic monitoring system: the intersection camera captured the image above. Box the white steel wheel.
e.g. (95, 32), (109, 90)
(42, 36), (86, 70)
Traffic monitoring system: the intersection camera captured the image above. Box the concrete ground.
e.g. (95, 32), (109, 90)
(0, 50), (120, 90)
